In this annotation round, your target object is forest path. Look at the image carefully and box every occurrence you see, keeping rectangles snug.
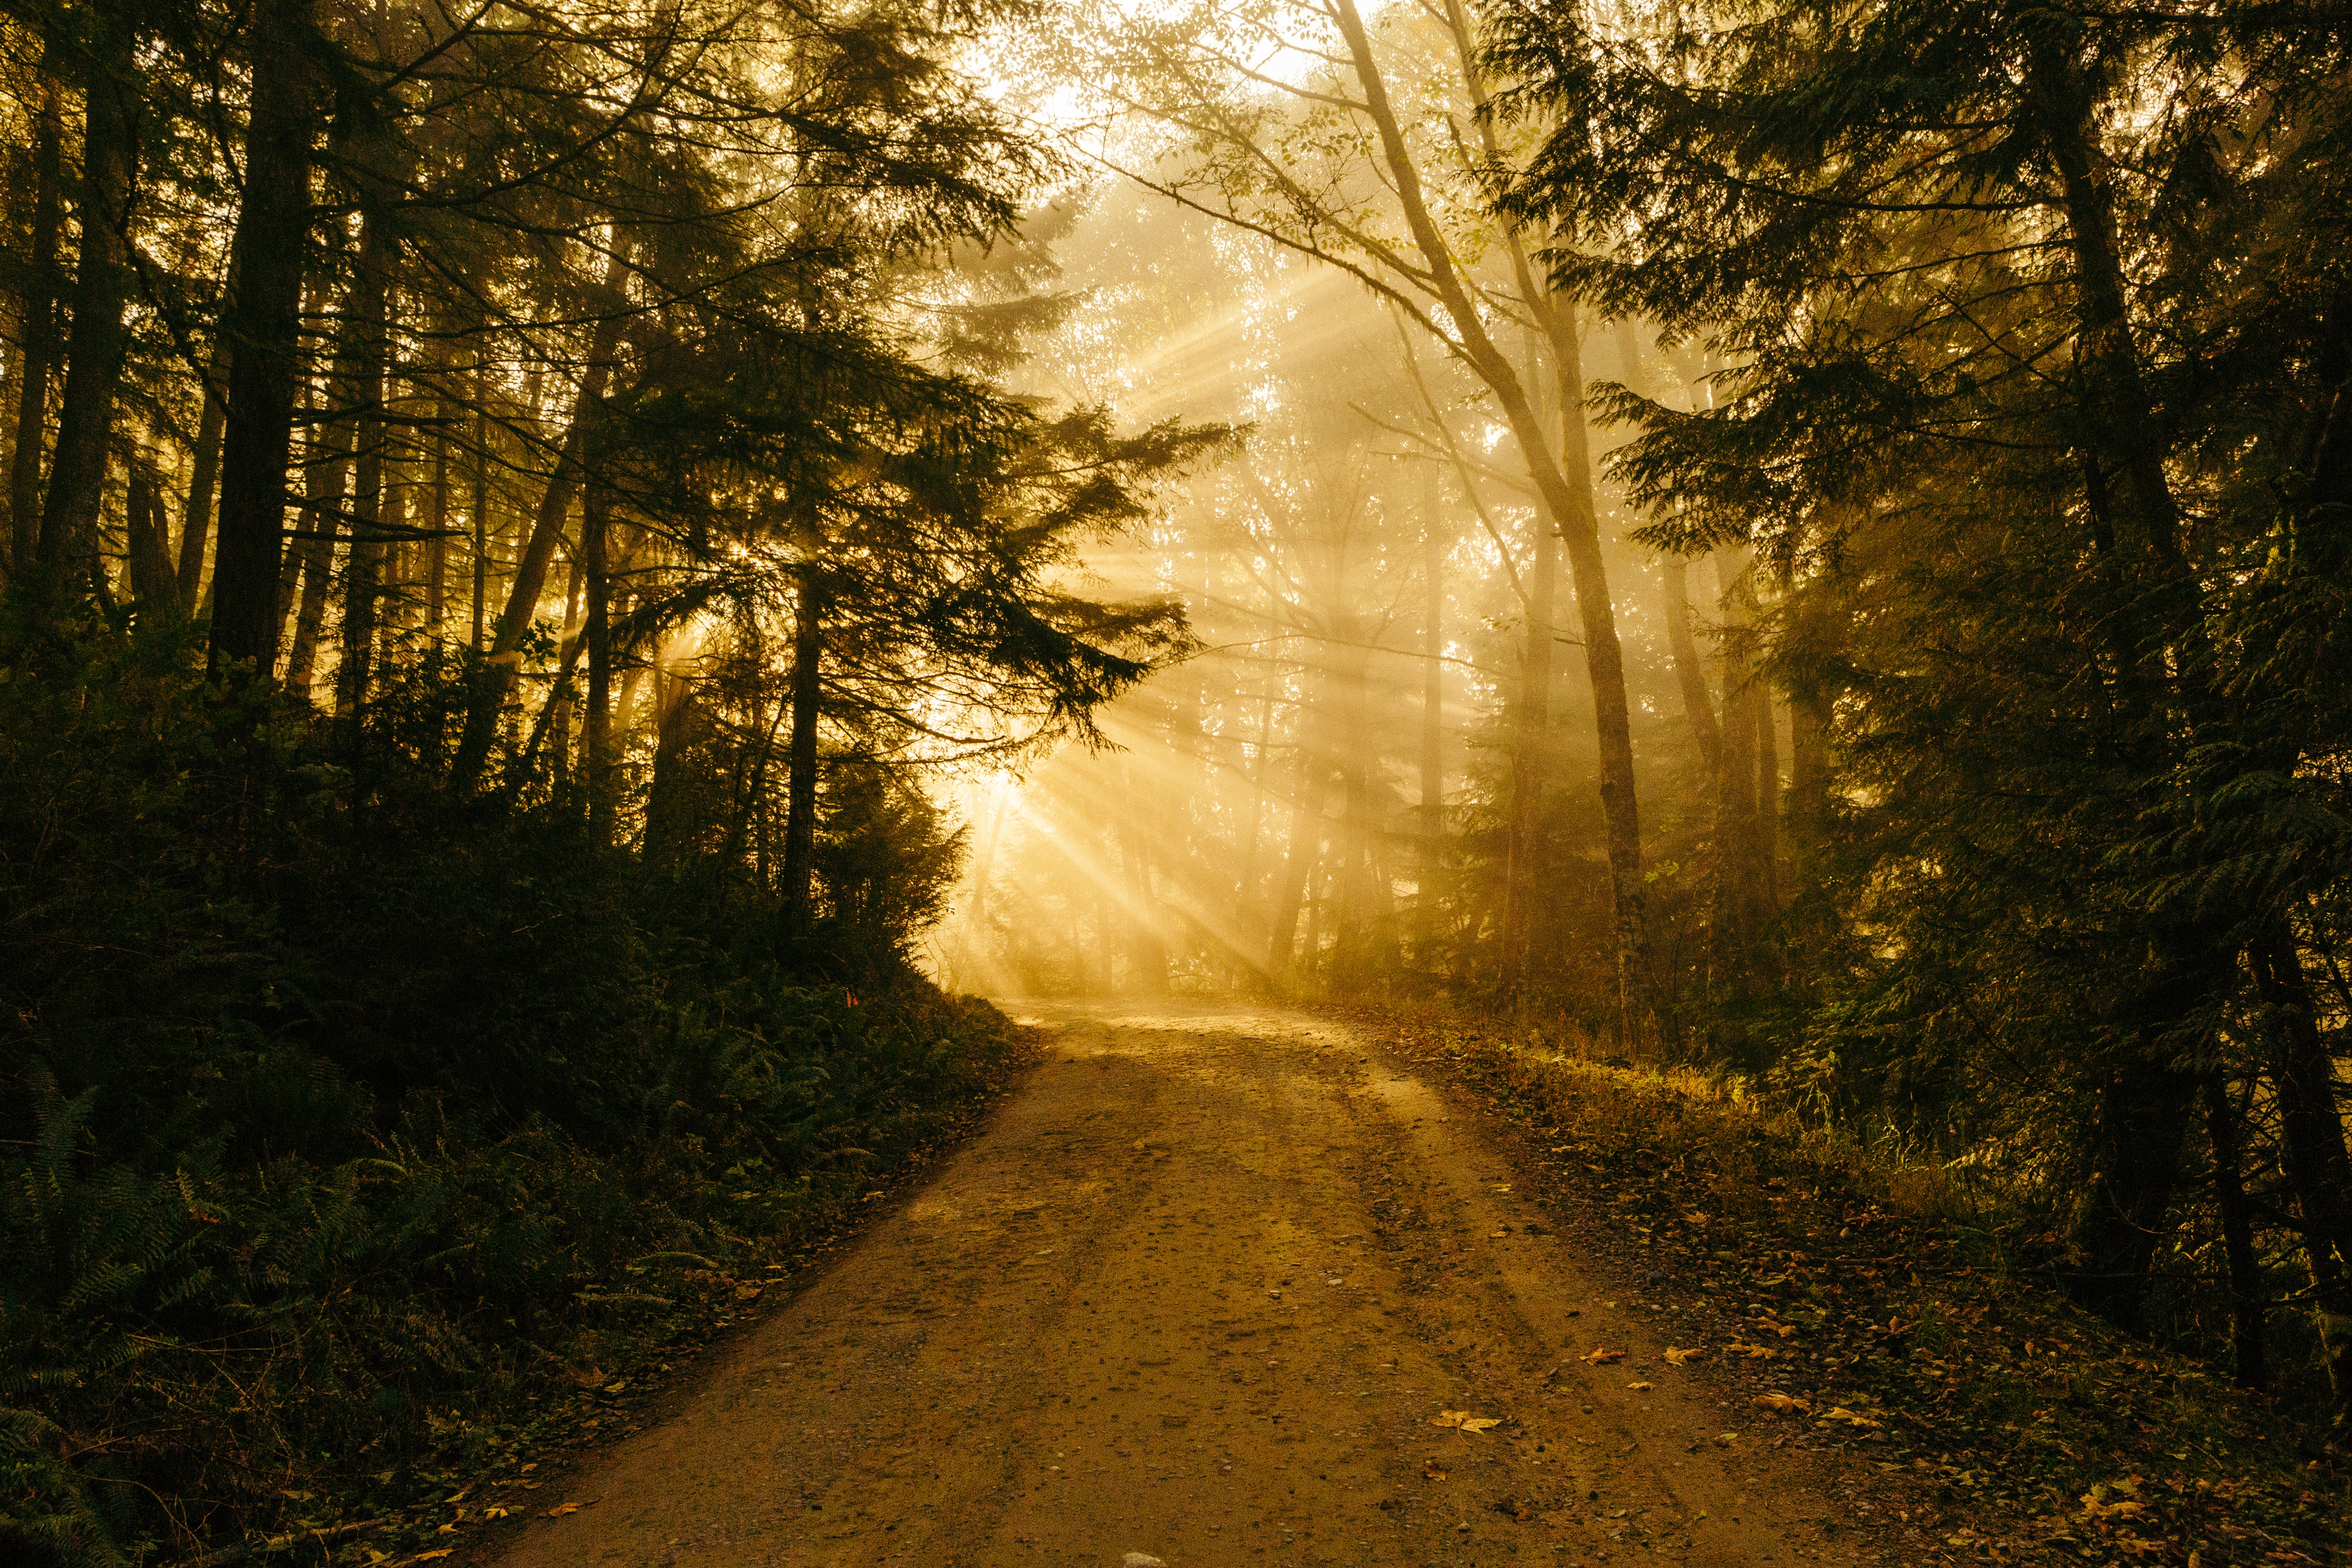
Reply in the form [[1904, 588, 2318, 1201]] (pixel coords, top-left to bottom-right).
[[489, 1001, 1871, 1568]]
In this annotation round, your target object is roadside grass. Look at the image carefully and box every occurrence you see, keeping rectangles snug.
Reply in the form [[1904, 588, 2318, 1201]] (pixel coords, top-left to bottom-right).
[[1350, 1004, 2351, 1568]]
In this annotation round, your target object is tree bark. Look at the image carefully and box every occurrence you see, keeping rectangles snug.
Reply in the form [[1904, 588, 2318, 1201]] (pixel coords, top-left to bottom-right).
[[2202, 1072, 2268, 1390], [8, 80, 62, 576], [124, 453, 178, 613], [1662, 556, 1723, 777], [470, 383, 489, 652], [1420, 459, 1446, 964], [426, 418, 449, 633], [1500, 487, 1558, 998], [583, 472, 614, 846], [209, 0, 317, 675], [781, 563, 825, 926], [179, 331, 230, 609], [2068, 1039, 2196, 1331], [2251, 918, 2352, 1412], [37, 4, 140, 581], [335, 206, 393, 719]]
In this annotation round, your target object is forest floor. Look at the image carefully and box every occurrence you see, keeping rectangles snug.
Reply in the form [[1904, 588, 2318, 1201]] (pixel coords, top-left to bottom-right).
[[451, 1000, 1942, 1568]]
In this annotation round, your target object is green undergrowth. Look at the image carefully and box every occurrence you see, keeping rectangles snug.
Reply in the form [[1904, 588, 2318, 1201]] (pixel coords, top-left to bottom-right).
[[1349, 1005, 2350, 1568], [0, 611, 1032, 1566]]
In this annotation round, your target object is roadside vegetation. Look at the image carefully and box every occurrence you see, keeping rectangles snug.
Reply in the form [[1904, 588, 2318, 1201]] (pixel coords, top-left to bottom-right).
[[1375, 1005, 2350, 1566]]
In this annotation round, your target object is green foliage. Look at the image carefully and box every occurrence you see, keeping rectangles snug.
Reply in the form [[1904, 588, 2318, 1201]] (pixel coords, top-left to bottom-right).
[[0, 607, 1025, 1565]]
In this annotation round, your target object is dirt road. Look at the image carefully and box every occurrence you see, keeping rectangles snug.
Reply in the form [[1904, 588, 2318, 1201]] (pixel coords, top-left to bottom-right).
[[489, 1003, 1880, 1567]]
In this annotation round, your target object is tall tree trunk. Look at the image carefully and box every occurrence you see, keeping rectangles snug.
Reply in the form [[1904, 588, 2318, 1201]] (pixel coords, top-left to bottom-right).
[[781, 563, 825, 926], [2068, 1032, 2196, 1332], [1339, 0, 1645, 1025], [178, 340, 228, 608], [2251, 919, 2352, 1412], [450, 251, 628, 788], [2202, 1072, 2268, 1391], [209, 0, 317, 675], [1500, 496, 1558, 997], [583, 473, 613, 846], [37, 5, 139, 581], [1420, 462, 1446, 963], [469, 369, 489, 652], [1709, 554, 1762, 978], [1267, 754, 1336, 985], [426, 421, 449, 633], [8, 80, 62, 576], [1421, 461, 1445, 839], [1662, 556, 1723, 777], [336, 207, 392, 719], [1755, 685, 1780, 907], [124, 453, 178, 613]]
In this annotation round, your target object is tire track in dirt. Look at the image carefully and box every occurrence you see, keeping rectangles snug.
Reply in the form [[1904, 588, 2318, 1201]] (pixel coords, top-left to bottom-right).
[[483, 1001, 1881, 1567]]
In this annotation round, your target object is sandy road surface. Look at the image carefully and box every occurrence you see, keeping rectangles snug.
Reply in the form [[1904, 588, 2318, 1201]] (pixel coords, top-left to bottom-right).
[[490, 1003, 1877, 1568]]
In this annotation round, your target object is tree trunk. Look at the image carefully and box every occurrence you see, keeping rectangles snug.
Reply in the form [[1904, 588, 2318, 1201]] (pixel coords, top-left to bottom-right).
[[1267, 750, 1336, 985], [2251, 919, 2352, 1412], [124, 455, 178, 613], [2202, 1072, 2268, 1390], [1662, 555, 1723, 777], [1421, 461, 1445, 839], [209, 0, 317, 675], [426, 420, 449, 633], [450, 251, 628, 788], [37, 5, 139, 582], [1500, 489, 1558, 998], [1755, 685, 1780, 906], [781, 563, 825, 926], [8, 80, 62, 576], [583, 474, 614, 846], [1337, 0, 1645, 1024], [2068, 1039, 2196, 1331], [178, 340, 228, 608], [336, 206, 393, 720], [469, 373, 490, 652], [1710, 552, 1770, 979]]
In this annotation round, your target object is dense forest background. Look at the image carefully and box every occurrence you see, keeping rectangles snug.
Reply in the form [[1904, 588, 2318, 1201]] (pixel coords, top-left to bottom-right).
[[0, 0, 2348, 1560]]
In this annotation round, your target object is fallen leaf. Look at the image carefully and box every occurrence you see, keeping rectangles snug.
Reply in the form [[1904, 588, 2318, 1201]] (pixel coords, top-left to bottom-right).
[[1821, 1407, 1885, 1430], [1459, 1416, 1501, 1434], [1424, 1459, 1449, 1480], [1663, 1346, 1701, 1365], [545, 1501, 594, 1518], [1431, 1409, 1470, 1428], [482, 1507, 511, 1520], [1727, 1340, 1779, 1359], [1753, 1393, 1812, 1415], [1713, 1432, 1739, 1447], [1768, 1322, 1796, 1338], [1581, 1347, 1625, 1364], [1626, 1380, 1653, 1391]]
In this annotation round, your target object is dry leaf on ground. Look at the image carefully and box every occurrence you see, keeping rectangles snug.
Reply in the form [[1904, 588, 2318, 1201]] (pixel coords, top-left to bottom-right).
[[1626, 1380, 1653, 1391], [1663, 1346, 1700, 1365], [1459, 1416, 1501, 1433], [1581, 1347, 1625, 1364], [1753, 1392, 1812, 1414], [1821, 1407, 1885, 1430]]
